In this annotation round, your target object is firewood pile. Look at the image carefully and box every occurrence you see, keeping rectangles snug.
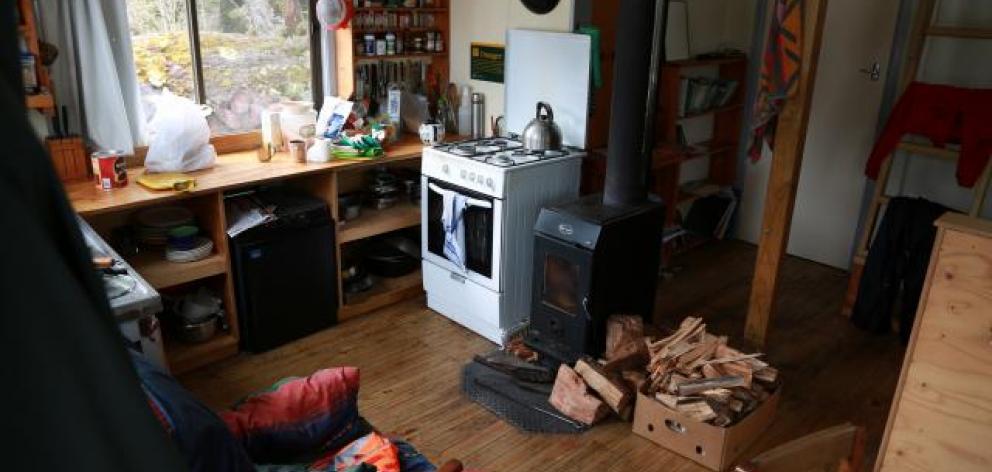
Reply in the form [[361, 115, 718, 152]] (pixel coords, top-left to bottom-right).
[[544, 315, 779, 428], [644, 316, 779, 427]]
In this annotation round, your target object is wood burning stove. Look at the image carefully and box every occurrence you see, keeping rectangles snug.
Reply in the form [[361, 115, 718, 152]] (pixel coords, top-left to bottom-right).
[[526, 195, 665, 362]]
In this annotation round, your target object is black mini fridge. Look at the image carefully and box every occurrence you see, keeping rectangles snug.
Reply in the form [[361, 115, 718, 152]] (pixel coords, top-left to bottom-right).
[[229, 191, 338, 352]]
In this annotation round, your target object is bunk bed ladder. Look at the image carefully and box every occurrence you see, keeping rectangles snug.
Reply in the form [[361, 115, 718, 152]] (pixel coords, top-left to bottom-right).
[[842, 0, 992, 316]]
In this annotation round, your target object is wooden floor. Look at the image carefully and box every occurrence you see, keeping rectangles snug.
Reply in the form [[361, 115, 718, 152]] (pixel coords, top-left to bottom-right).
[[181, 240, 905, 471]]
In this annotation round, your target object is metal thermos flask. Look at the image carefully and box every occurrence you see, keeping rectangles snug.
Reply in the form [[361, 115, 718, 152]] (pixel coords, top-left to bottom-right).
[[471, 93, 485, 139]]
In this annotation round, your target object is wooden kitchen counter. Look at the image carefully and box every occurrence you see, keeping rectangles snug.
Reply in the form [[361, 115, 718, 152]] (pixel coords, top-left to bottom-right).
[[69, 135, 428, 374], [67, 136, 427, 216]]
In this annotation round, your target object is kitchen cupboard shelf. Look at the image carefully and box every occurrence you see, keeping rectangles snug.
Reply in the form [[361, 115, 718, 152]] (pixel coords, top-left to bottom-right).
[[165, 332, 239, 375], [354, 7, 447, 13], [666, 56, 748, 68], [339, 202, 421, 243], [127, 251, 228, 290], [353, 27, 433, 34], [354, 52, 446, 62], [652, 141, 736, 169], [340, 269, 423, 321], [679, 103, 743, 120]]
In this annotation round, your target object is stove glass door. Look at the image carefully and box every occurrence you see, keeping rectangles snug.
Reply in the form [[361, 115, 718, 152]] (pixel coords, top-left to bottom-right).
[[542, 254, 581, 316], [425, 178, 496, 279]]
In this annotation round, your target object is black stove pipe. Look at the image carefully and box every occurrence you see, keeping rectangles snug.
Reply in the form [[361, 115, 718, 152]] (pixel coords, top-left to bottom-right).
[[603, 0, 667, 207]]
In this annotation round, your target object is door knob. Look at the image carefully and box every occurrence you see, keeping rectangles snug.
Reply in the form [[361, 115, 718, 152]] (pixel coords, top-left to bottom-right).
[[859, 62, 881, 81]]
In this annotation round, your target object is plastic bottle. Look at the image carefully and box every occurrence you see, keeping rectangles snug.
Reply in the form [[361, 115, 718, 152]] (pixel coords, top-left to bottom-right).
[[457, 85, 472, 136]]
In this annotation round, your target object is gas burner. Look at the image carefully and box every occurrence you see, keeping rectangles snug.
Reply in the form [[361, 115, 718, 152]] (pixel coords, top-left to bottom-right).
[[488, 155, 515, 167], [451, 145, 478, 157], [512, 149, 541, 157], [512, 154, 541, 165]]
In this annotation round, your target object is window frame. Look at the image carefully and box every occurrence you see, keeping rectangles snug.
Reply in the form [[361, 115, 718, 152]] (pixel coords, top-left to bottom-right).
[[145, 0, 324, 140]]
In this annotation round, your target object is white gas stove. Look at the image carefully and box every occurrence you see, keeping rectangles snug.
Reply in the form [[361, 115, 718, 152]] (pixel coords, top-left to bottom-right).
[[420, 137, 584, 344], [421, 29, 591, 345]]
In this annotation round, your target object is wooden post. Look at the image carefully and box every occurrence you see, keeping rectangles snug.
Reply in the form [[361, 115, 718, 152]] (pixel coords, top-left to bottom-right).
[[745, 0, 830, 347]]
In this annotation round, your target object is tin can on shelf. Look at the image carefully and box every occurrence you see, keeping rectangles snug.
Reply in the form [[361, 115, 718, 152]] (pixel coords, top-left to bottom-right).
[[91, 150, 128, 190]]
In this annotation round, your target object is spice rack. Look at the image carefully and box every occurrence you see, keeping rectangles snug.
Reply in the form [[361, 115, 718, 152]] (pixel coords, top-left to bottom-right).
[[16, 0, 54, 113], [335, 1, 450, 101]]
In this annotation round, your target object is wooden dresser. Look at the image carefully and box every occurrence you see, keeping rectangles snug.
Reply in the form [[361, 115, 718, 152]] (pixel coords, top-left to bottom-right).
[[876, 213, 992, 471]]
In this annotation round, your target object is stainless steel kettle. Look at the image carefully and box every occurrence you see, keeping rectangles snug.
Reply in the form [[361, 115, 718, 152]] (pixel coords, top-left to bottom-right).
[[521, 102, 562, 151]]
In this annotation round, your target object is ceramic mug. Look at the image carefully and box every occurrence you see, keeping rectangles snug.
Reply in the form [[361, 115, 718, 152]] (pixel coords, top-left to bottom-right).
[[419, 122, 445, 146]]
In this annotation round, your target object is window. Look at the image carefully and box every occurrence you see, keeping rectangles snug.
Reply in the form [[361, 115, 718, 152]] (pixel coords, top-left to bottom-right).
[[126, 0, 321, 135]]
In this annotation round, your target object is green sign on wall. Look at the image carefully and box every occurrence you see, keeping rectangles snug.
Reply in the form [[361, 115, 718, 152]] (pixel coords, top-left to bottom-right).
[[470, 43, 505, 83]]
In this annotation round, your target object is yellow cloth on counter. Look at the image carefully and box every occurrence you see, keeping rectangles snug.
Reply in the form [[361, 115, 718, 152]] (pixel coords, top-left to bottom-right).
[[137, 173, 196, 191]]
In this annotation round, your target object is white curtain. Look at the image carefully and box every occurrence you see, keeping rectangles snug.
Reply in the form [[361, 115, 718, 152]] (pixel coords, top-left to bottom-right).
[[39, 0, 146, 153]]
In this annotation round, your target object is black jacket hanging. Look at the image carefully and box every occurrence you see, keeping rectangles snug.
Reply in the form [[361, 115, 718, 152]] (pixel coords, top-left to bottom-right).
[[851, 197, 949, 343]]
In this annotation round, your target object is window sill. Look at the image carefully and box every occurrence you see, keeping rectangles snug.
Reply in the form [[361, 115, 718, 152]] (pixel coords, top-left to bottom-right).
[[129, 131, 261, 167]]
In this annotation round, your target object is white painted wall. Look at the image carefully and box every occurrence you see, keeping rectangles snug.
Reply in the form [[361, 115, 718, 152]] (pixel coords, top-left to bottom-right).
[[735, 0, 992, 267], [449, 0, 575, 131]]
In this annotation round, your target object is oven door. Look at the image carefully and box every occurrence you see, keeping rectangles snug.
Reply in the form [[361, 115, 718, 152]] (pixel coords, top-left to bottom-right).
[[421, 176, 503, 291]]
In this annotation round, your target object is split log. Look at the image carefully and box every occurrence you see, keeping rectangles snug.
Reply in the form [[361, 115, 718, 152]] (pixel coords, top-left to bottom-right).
[[679, 339, 721, 371], [676, 400, 717, 422], [602, 348, 648, 373], [549, 365, 610, 426], [676, 376, 748, 396], [605, 314, 646, 361], [754, 366, 779, 384], [702, 363, 724, 379], [574, 358, 632, 416], [720, 361, 754, 389], [655, 392, 705, 409], [700, 388, 733, 404]]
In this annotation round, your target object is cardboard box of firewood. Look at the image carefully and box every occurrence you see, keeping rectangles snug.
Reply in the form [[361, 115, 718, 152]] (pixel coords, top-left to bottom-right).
[[630, 317, 781, 471]]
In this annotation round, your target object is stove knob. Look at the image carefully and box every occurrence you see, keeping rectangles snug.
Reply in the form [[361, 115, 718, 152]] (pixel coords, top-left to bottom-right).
[[476, 174, 484, 184], [460, 169, 467, 179], [486, 177, 493, 188], [442, 164, 450, 174], [469, 172, 476, 181]]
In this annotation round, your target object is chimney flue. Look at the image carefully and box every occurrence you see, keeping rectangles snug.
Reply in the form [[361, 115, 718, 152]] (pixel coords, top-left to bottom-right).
[[603, 0, 666, 207]]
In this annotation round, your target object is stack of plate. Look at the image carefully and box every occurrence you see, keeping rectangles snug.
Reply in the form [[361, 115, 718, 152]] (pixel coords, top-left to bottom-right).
[[135, 206, 194, 246], [134, 206, 214, 264], [166, 237, 214, 263]]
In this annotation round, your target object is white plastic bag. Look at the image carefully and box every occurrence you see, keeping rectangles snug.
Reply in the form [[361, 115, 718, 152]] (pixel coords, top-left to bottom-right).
[[145, 91, 216, 173]]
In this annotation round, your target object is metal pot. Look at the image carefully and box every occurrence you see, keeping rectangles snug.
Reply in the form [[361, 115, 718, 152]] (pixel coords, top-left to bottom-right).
[[521, 102, 562, 151]]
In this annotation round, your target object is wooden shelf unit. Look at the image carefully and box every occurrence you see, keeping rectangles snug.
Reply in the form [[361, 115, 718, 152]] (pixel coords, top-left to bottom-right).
[[333, 150, 423, 319], [354, 6, 448, 13], [71, 137, 430, 373], [339, 202, 421, 243], [655, 56, 747, 229], [335, 1, 450, 99], [17, 0, 53, 113], [340, 269, 423, 321], [127, 251, 228, 290]]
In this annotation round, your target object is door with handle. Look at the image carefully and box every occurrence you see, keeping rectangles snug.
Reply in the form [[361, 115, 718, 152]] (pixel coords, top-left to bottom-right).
[[782, 0, 901, 269], [860, 61, 882, 81]]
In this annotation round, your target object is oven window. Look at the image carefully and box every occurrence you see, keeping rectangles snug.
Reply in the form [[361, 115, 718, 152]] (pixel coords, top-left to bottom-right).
[[426, 180, 494, 277], [542, 254, 581, 316]]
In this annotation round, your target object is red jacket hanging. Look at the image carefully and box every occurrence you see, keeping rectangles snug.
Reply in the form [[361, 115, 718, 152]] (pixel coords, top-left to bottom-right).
[[866, 82, 992, 187]]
